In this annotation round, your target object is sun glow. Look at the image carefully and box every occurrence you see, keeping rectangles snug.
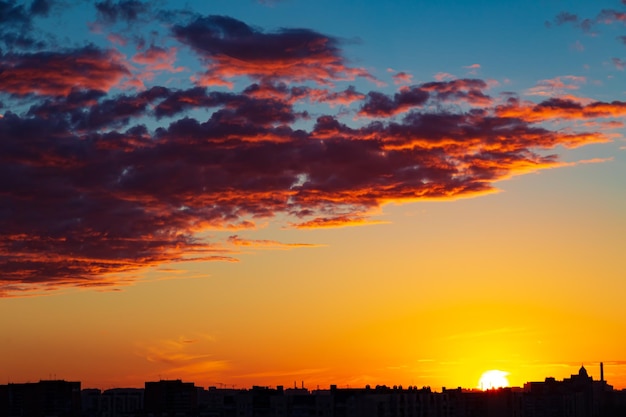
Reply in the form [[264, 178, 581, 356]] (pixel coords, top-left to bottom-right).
[[478, 370, 509, 390]]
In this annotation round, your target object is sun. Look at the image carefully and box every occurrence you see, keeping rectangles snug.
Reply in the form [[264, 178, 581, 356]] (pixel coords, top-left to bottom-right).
[[478, 370, 509, 390]]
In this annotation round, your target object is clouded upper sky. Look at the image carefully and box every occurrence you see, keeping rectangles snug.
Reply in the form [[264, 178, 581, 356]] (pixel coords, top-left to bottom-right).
[[1, 0, 625, 390]]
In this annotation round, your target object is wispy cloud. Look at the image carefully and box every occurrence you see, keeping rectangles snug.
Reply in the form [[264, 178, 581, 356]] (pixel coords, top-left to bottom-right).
[[138, 334, 228, 379], [227, 235, 324, 249], [525, 75, 586, 97]]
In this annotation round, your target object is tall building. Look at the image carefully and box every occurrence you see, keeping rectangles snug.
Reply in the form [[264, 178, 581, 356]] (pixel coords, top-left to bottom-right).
[[144, 380, 197, 417], [0, 380, 81, 417]]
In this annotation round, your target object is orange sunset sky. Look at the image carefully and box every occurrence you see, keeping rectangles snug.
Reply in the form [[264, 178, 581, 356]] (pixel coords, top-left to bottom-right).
[[0, 0, 625, 391]]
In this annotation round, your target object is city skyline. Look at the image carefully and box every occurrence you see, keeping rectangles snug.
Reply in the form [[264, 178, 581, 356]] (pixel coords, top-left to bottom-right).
[[1, 0, 625, 391], [0, 362, 617, 391], [4, 365, 625, 417]]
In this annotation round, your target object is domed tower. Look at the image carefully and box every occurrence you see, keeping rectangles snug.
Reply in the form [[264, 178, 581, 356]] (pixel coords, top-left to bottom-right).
[[578, 364, 589, 378]]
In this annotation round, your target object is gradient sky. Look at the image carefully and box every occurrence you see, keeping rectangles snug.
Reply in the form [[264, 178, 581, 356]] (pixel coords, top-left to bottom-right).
[[1, 0, 625, 391]]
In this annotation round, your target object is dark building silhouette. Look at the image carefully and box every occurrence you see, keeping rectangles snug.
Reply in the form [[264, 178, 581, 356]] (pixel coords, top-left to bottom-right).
[[522, 364, 617, 417], [81, 389, 101, 417], [0, 380, 80, 417], [143, 380, 197, 417], [101, 388, 144, 417], [6, 365, 626, 417]]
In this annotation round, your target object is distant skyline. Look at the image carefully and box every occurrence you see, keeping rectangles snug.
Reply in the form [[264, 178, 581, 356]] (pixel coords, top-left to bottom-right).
[[0, 0, 625, 391], [1, 363, 615, 392]]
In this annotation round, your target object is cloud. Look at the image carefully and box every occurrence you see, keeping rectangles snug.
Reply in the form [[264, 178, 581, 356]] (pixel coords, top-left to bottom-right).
[[0, 5, 616, 297], [308, 86, 367, 106], [549, 11, 594, 33], [27, 89, 164, 130], [95, 0, 150, 24], [227, 235, 322, 249], [359, 88, 429, 117], [496, 96, 626, 122], [0, 0, 54, 48], [292, 215, 389, 229], [358, 79, 491, 117], [553, 11, 579, 26], [172, 15, 376, 86], [597, 9, 626, 25], [392, 71, 413, 85], [612, 57, 626, 70], [132, 45, 184, 75], [0, 46, 131, 96], [434, 72, 455, 81], [140, 334, 228, 379], [551, 5, 626, 35], [463, 63, 481, 76], [241, 83, 366, 107], [526, 75, 586, 97], [420, 79, 492, 105], [29, 0, 53, 16]]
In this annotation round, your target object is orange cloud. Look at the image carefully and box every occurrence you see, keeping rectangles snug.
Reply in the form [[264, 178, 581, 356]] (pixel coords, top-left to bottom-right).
[[132, 46, 184, 74], [0, 10, 615, 297], [173, 15, 376, 86], [496, 96, 626, 122], [526, 76, 586, 97], [0, 46, 130, 96], [227, 235, 322, 249], [392, 71, 413, 85]]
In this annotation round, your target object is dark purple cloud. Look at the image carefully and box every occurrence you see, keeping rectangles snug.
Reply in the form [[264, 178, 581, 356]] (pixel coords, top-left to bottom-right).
[[496, 96, 626, 121], [551, 4, 626, 35], [359, 89, 429, 117], [172, 15, 375, 86], [554, 11, 579, 25], [95, 0, 149, 24], [0, 0, 53, 48], [0, 46, 130, 96], [358, 79, 491, 117], [29, 0, 53, 16], [0, 4, 616, 296], [3, 85, 610, 296]]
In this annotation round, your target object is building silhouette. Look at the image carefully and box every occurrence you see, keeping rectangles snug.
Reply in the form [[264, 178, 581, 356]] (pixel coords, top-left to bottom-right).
[[2, 365, 626, 417], [143, 380, 197, 417], [0, 380, 80, 417], [522, 364, 615, 417]]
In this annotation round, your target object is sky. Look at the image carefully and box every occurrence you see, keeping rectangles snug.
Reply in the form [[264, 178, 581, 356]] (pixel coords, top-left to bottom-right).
[[0, 0, 625, 391]]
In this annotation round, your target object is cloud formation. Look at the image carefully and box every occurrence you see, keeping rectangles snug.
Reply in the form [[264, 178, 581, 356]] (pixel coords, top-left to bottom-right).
[[0, 0, 53, 49], [172, 15, 375, 87], [0, 3, 618, 296], [550, 3, 626, 37], [0, 46, 130, 96]]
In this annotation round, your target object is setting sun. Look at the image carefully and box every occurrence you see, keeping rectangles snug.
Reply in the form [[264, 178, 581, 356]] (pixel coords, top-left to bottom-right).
[[478, 370, 510, 390]]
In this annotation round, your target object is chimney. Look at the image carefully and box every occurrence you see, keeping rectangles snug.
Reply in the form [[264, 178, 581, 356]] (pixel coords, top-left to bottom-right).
[[600, 362, 604, 382]]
